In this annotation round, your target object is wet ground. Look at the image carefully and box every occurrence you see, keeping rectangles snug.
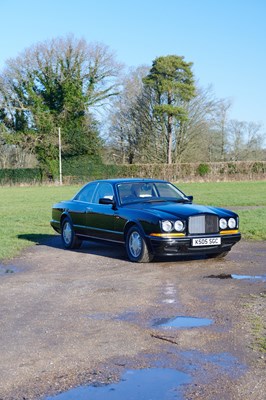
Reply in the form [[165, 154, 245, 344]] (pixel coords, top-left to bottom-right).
[[45, 368, 191, 400], [0, 238, 265, 400]]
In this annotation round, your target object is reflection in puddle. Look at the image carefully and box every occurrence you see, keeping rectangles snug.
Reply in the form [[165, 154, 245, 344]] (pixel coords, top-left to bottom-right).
[[206, 273, 266, 282], [231, 274, 266, 281], [162, 281, 177, 304], [153, 316, 213, 329], [45, 368, 191, 400]]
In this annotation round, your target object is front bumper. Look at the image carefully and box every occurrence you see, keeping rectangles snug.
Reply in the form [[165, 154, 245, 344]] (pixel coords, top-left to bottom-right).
[[50, 219, 61, 233], [148, 232, 241, 256]]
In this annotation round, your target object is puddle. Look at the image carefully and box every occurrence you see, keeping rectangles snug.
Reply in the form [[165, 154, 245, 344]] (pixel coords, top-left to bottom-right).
[[0, 264, 19, 275], [181, 350, 246, 379], [162, 281, 177, 304], [115, 311, 139, 322], [85, 312, 113, 321], [231, 274, 266, 282], [206, 273, 266, 282], [152, 316, 213, 329], [44, 368, 191, 400]]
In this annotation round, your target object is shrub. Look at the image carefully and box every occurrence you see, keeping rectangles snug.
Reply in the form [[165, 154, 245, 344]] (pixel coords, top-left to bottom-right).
[[197, 163, 210, 176], [228, 163, 237, 175], [251, 162, 265, 174]]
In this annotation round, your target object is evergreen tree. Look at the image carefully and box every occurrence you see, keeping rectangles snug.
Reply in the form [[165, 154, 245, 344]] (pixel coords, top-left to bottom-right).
[[143, 55, 195, 164]]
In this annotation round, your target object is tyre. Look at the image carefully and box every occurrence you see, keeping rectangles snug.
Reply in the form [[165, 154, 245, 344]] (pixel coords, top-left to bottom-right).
[[61, 217, 82, 249], [126, 225, 154, 263]]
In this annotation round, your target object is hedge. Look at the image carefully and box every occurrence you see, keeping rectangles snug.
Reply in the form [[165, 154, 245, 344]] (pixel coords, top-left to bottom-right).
[[0, 168, 43, 185], [0, 161, 265, 185]]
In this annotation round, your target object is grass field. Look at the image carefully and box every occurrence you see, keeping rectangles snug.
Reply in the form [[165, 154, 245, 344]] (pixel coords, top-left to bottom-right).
[[0, 181, 265, 261]]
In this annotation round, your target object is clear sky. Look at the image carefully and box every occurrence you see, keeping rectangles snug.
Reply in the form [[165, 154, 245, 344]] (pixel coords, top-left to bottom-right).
[[1, 0, 265, 129]]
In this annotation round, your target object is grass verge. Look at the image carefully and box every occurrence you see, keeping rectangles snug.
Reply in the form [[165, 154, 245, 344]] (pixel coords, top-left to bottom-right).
[[244, 293, 266, 355]]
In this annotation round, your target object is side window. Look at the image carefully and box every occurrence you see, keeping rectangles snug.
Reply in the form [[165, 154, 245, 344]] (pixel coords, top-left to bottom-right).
[[74, 182, 98, 203], [156, 183, 183, 199], [93, 183, 114, 204]]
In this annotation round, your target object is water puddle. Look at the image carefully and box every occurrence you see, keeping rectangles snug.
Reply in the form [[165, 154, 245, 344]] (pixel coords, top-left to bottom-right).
[[152, 316, 213, 329], [44, 368, 191, 400], [115, 311, 139, 322], [0, 264, 19, 275], [181, 350, 246, 378], [206, 273, 266, 282], [231, 274, 266, 281], [162, 281, 177, 304]]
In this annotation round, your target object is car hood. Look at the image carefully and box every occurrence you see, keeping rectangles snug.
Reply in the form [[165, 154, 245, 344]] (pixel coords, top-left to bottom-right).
[[126, 201, 236, 219]]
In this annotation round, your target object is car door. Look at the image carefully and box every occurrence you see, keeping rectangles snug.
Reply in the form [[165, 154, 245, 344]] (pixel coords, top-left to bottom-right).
[[70, 181, 98, 236], [86, 182, 119, 241]]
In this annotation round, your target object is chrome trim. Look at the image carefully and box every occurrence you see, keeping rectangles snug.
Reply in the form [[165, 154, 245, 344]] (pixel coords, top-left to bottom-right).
[[77, 233, 125, 244], [73, 224, 123, 236]]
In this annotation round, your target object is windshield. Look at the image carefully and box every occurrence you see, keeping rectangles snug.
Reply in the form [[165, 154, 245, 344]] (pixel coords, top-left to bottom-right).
[[117, 182, 186, 205]]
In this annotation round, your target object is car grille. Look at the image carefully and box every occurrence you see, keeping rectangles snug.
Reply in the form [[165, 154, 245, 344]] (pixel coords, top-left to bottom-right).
[[188, 215, 219, 234]]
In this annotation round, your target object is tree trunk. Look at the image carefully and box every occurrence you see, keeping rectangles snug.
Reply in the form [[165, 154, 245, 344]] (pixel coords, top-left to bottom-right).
[[167, 114, 173, 164]]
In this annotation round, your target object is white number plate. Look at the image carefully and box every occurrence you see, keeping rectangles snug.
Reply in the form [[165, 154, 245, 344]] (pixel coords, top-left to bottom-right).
[[192, 237, 221, 247]]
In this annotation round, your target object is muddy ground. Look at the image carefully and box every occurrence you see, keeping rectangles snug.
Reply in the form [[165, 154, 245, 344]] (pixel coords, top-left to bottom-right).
[[0, 238, 265, 400]]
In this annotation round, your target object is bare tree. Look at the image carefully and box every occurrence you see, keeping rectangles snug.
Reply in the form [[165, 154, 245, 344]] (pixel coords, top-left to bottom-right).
[[228, 120, 265, 160], [172, 85, 221, 162], [108, 66, 156, 164]]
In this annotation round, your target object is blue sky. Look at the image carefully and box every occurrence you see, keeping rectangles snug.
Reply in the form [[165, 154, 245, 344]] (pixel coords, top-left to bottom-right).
[[1, 0, 265, 129]]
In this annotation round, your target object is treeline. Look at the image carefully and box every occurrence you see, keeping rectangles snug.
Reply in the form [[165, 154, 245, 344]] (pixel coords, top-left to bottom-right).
[[1, 161, 265, 185], [0, 35, 265, 178]]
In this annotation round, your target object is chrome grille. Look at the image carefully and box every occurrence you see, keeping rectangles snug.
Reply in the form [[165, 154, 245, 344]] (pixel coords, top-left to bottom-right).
[[189, 215, 218, 234]]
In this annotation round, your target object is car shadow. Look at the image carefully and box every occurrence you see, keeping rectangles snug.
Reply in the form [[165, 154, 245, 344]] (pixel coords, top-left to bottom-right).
[[17, 234, 128, 261], [18, 234, 64, 249], [17, 234, 206, 263]]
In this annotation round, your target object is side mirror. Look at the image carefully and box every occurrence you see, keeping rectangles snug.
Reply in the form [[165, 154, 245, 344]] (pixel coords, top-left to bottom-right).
[[99, 197, 116, 207], [186, 195, 193, 203]]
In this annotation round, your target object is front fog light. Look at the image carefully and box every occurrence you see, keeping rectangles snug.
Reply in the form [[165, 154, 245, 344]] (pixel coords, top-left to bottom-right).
[[228, 218, 236, 229], [219, 218, 227, 230], [174, 220, 184, 231], [162, 220, 173, 232]]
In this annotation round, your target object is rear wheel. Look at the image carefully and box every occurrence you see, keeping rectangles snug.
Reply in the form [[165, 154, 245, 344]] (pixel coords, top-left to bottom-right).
[[126, 226, 154, 263], [61, 218, 82, 249]]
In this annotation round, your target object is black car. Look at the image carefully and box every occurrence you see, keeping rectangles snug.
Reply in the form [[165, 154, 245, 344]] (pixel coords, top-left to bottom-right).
[[50, 178, 241, 262]]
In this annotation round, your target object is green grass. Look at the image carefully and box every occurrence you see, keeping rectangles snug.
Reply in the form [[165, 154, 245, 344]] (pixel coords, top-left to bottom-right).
[[177, 181, 266, 242], [0, 185, 78, 260], [177, 181, 266, 207], [0, 181, 265, 261], [244, 292, 266, 354]]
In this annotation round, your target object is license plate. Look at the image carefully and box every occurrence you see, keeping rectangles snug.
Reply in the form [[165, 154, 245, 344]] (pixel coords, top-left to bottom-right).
[[192, 237, 221, 247]]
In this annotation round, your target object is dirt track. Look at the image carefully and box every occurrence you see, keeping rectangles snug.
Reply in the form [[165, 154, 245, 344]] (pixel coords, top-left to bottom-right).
[[0, 238, 265, 400]]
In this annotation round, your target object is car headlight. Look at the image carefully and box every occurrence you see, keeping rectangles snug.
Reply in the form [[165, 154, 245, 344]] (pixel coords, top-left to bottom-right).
[[162, 220, 173, 232], [228, 218, 236, 229], [219, 218, 227, 230], [174, 220, 184, 232]]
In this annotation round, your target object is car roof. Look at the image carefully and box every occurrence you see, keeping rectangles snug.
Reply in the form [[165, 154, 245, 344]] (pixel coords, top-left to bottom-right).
[[92, 178, 168, 184]]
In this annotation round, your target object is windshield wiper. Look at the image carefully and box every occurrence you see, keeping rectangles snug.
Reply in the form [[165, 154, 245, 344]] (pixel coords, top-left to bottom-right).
[[145, 198, 188, 203], [172, 198, 191, 203], [144, 198, 168, 203]]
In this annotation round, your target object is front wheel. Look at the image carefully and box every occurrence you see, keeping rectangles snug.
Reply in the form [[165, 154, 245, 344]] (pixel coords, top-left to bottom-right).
[[61, 218, 82, 249], [126, 226, 154, 263]]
